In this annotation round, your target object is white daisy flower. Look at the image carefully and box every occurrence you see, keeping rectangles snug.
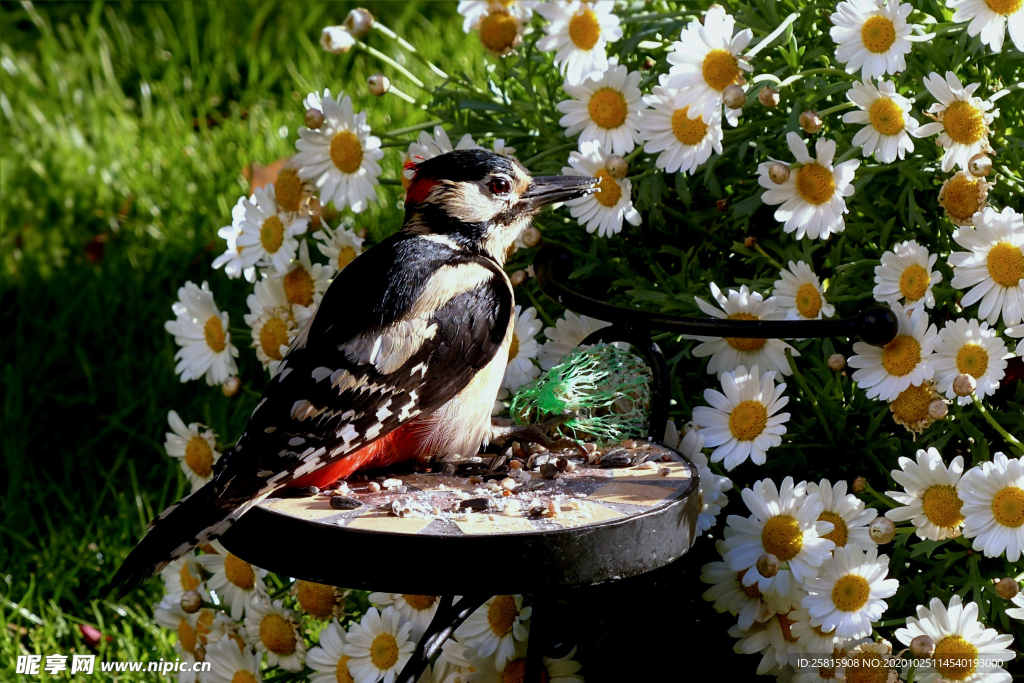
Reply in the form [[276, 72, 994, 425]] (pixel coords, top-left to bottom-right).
[[535, 1, 622, 86], [721, 477, 836, 600], [205, 636, 262, 683], [234, 186, 310, 273], [556, 62, 644, 156], [200, 610, 248, 652], [665, 6, 753, 124], [843, 79, 920, 163], [872, 239, 943, 311], [537, 310, 614, 370], [916, 72, 998, 173], [163, 411, 221, 493], [344, 606, 415, 683], [244, 596, 307, 671], [432, 638, 474, 683], [802, 546, 898, 640], [692, 365, 790, 470], [292, 580, 345, 621], [245, 275, 297, 377], [1008, 323, 1024, 356], [467, 639, 583, 683], [830, 0, 915, 81], [948, 0, 1024, 53], [895, 595, 1015, 683], [939, 170, 993, 227], [807, 479, 878, 551], [688, 283, 799, 377], [848, 302, 937, 401], [885, 447, 965, 541], [492, 138, 517, 158], [212, 196, 257, 283], [308, 619, 354, 683], [295, 90, 383, 213], [773, 261, 835, 321], [700, 557, 777, 631], [160, 554, 208, 600], [683, 429, 733, 534], [503, 305, 542, 393], [561, 140, 641, 238], [639, 74, 723, 175], [959, 452, 1024, 561], [932, 318, 1011, 405], [454, 595, 531, 669], [164, 281, 239, 386], [195, 540, 268, 620], [154, 596, 204, 677], [949, 206, 1024, 326], [1007, 591, 1024, 622], [272, 165, 312, 217], [789, 606, 845, 660], [727, 620, 788, 676], [471, 6, 527, 57], [277, 240, 334, 321], [757, 132, 860, 242], [458, 0, 535, 32], [313, 222, 365, 274], [367, 593, 440, 642], [403, 126, 481, 188]]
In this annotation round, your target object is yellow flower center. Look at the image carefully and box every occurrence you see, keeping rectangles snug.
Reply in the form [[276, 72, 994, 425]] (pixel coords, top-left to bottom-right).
[[259, 613, 296, 656], [231, 672, 259, 683], [180, 562, 202, 592], [593, 169, 622, 208], [479, 11, 518, 53], [940, 173, 982, 223], [185, 436, 214, 478], [728, 400, 768, 441], [844, 654, 891, 683], [701, 49, 740, 91], [259, 317, 291, 361], [869, 97, 905, 136], [860, 15, 896, 53], [933, 635, 979, 681], [761, 514, 803, 562], [899, 264, 930, 302], [831, 574, 870, 612], [568, 7, 600, 50], [725, 312, 767, 351], [260, 215, 285, 254], [204, 315, 227, 353], [330, 130, 364, 174], [284, 266, 316, 307], [985, 0, 1023, 13], [891, 383, 933, 424], [223, 553, 256, 590], [881, 335, 921, 377], [335, 655, 355, 683], [370, 632, 400, 670], [295, 580, 337, 619], [508, 333, 520, 361], [671, 106, 708, 145], [587, 87, 628, 130], [777, 611, 799, 642], [956, 343, 989, 378], [737, 569, 762, 598], [796, 283, 823, 318], [819, 511, 849, 547], [402, 595, 438, 611], [195, 609, 215, 645], [992, 486, 1024, 527], [943, 100, 985, 145], [987, 242, 1024, 287], [795, 163, 836, 205], [921, 484, 965, 529], [177, 618, 198, 655], [487, 595, 518, 637], [275, 168, 304, 213], [501, 658, 549, 683]]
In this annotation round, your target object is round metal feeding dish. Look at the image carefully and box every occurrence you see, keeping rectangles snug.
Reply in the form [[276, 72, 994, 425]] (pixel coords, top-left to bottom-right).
[[221, 243, 899, 683]]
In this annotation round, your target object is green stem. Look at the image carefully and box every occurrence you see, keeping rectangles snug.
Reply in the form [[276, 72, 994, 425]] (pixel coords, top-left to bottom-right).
[[625, 146, 645, 163], [379, 119, 443, 139], [620, 9, 695, 24], [874, 618, 907, 627], [378, 178, 403, 186], [786, 349, 836, 448], [972, 394, 1024, 455], [387, 84, 417, 104], [745, 13, 799, 58], [373, 22, 449, 80], [752, 244, 784, 270], [357, 41, 426, 90], [818, 101, 855, 117], [863, 482, 899, 509]]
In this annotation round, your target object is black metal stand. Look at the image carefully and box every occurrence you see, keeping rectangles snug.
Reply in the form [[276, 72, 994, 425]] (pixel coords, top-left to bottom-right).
[[396, 595, 489, 683]]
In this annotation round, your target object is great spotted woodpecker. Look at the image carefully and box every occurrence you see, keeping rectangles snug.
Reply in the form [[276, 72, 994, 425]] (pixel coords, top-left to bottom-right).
[[107, 149, 598, 594]]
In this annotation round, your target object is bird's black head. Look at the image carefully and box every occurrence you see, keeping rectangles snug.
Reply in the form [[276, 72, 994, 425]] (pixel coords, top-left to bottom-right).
[[403, 149, 597, 265]]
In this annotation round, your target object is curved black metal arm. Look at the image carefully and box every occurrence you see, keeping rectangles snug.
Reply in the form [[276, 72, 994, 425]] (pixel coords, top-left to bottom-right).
[[534, 245, 899, 346]]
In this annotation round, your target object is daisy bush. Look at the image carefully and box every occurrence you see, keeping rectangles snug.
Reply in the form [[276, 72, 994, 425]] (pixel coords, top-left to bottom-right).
[[132, 0, 1024, 680]]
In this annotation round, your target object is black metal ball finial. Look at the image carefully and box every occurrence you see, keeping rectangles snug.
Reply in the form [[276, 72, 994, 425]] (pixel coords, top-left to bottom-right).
[[856, 305, 899, 347]]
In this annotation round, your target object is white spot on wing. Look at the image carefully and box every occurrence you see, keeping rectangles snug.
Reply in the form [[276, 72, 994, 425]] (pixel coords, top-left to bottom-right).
[[288, 437, 306, 446], [265, 426, 277, 434], [277, 367, 293, 381], [311, 366, 332, 382], [252, 398, 267, 418], [376, 399, 393, 422], [337, 424, 359, 445], [364, 423, 383, 440]]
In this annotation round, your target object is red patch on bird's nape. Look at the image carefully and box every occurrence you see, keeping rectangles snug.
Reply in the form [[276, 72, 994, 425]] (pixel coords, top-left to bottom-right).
[[404, 157, 438, 204]]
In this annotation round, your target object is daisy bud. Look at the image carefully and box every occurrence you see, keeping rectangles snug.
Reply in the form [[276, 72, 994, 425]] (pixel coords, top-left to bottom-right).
[[367, 73, 390, 97], [221, 376, 242, 398], [641, 57, 656, 71], [852, 476, 867, 493], [510, 270, 527, 287], [723, 84, 746, 110], [605, 155, 628, 180], [320, 25, 356, 54], [910, 635, 935, 658], [179, 590, 203, 614], [928, 400, 948, 420], [716, 198, 728, 212], [304, 107, 325, 130], [827, 354, 846, 371], [744, 235, 757, 249], [952, 373, 976, 397], [768, 162, 790, 184], [758, 86, 780, 108], [967, 153, 992, 178], [799, 110, 823, 134], [343, 8, 374, 37], [996, 577, 1020, 600], [521, 226, 542, 247], [756, 553, 779, 578], [869, 517, 896, 544]]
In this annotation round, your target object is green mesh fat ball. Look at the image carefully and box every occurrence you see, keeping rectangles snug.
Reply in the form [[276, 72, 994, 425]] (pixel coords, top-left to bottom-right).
[[510, 343, 652, 445]]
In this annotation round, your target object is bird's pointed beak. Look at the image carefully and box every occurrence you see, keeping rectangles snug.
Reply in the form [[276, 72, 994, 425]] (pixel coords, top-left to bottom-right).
[[522, 175, 599, 209]]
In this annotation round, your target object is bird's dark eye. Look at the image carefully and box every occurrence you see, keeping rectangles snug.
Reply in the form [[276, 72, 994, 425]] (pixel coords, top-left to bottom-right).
[[489, 177, 511, 195]]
